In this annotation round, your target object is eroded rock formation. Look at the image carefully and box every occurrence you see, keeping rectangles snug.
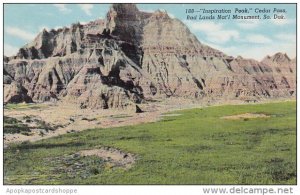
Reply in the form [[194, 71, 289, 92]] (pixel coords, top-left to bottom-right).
[[3, 4, 296, 107]]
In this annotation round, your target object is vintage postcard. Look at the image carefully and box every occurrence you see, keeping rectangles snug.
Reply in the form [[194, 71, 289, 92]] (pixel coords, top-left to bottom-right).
[[2, 2, 296, 187]]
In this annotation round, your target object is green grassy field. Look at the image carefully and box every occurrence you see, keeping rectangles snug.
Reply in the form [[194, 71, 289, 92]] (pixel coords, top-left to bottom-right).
[[4, 101, 296, 184]]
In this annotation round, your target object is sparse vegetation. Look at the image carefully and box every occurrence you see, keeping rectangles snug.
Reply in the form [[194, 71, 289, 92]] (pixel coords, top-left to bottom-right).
[[4, 101, 296, 184], [4, 115, 56, 135], [4, 116, 31, 134], [33, 119, 54, 132], [5, 103, 42, 110], [82, 117, 97, 122], [39, 130, 45, 137]]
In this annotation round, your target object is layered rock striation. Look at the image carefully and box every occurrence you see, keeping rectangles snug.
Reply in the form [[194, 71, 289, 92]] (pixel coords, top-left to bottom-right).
[[4, 4, 296, 108]]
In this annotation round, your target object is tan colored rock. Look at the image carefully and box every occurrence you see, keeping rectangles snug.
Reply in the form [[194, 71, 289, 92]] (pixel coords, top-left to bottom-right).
[[3, 4, 296, 108], [4, 82, 33, 103]]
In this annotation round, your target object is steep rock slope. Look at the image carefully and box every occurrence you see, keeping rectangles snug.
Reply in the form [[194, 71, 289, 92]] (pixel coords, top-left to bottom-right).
[[3, 4, 296, 107]]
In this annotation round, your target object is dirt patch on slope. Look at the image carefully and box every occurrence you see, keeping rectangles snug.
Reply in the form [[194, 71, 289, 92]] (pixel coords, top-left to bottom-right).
[[79, 147, 136, 169], [5, 98, 289, 146], [221, 113, 270, 120]]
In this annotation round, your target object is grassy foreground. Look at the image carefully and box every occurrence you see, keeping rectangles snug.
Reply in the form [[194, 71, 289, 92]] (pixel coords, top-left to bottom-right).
[[4, 101, 296, 184]]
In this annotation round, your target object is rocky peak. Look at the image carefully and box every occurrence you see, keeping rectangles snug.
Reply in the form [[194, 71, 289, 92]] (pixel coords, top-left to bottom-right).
[[106, 4, 145, 44], [151, 10, 170, 20], [273, 52, 291, 63], [4, 3, 296, 107], [262, 52, 291, 65], [110, 4, 139, 14], [25, 29, 48, 48]]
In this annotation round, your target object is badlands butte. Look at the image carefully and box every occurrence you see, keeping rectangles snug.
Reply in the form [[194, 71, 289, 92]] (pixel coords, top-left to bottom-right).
[[4, 4, 296, 115]]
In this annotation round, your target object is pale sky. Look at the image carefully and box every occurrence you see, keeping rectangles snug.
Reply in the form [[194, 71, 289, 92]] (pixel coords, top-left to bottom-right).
[[4, 4, 296, 60]]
